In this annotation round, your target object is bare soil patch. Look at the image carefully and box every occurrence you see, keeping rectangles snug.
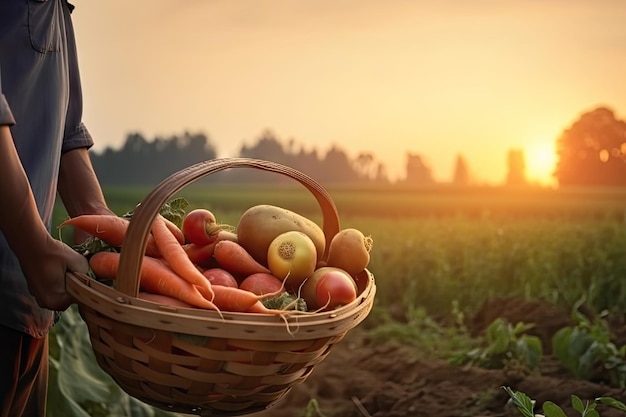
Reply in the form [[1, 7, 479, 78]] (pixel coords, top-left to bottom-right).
[[250, 297, 626, 417]]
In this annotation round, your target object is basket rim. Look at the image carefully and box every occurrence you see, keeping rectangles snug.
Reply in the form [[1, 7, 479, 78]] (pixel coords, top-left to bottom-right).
[[66, 269, 376, 341]]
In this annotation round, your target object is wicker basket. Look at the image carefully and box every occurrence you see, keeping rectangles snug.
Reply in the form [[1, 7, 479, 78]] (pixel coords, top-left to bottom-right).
[[66, 158, 376, 416]]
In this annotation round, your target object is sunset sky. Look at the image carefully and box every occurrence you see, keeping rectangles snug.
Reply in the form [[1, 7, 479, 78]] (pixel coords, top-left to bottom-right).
[[71, 0, 626, 185]]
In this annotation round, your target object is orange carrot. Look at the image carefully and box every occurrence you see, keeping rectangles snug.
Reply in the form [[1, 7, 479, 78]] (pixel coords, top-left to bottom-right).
[[213, 240, 271, 276], [197, 283, 284, 313], [160, 215, 185, 245], [151, 215, 215, 299], [60, 215, 129, 248], [183, 230, 241, 268], [60, 215, 160, 257], [182, 242, 217, 268], [138, 291, 195, 308], [89, 251, 217, 310]]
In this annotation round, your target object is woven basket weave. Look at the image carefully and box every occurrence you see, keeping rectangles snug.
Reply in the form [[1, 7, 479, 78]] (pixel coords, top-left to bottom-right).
[[66, 158, 376, 416]]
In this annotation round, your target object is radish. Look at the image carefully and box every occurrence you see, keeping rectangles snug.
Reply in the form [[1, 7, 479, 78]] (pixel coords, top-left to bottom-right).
[[202, 268, 238, 288], [301, 267, 357, 311], [240, 273, 284, 296], [182, 209, 221, 246]]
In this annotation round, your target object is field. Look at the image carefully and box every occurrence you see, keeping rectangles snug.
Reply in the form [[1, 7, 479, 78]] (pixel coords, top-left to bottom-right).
[[49, 184, 626, 417]]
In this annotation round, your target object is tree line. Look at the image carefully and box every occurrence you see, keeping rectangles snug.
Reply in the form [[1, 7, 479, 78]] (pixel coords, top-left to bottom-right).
[[89, 106, 626, 187], [89, 130, 388, 186]]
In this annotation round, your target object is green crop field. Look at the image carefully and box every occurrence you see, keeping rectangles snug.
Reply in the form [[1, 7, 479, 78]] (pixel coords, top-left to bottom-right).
[[48, 184, 626, 416], [53, 183, 626, 317]]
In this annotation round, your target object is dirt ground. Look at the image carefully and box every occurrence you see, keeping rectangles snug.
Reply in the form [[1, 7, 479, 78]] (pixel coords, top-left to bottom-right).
[[249, 297, 626, 417]]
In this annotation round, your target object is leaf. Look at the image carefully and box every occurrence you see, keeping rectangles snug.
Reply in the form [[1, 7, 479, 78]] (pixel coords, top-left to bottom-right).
[[552, 327, 576, 370], [159, 197, 189, 227], [595, 396, 626, 411], [568, 328, 594, 357], [571, 394, 584, 412], [501, 386, 535, 417], [517, 335, 543, 369], [300, 398, 329, 417], [124, 197, 189, 228], [56, 311, 120, 405], [542, 401, 568, 417], [46, 357, 93, 417], [262, 292, 308, 311], [513, 321, 535, 335], [486, 319, 510, 354], [71, 235, 117, 257]]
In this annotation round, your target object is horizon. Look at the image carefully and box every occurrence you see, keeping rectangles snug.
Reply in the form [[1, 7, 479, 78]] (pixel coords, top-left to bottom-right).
[[88, 127, 561, 186]]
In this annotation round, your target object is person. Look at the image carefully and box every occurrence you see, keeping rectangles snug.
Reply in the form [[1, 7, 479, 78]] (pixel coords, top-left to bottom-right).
[[0, 1, 114, 416]]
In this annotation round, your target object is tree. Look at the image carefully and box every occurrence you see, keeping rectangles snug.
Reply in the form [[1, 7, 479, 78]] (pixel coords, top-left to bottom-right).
[[236, 131, 387, 184], [239, 130, 285, 162], [320, 145, 361, 183], [404, 153, 435, 185], [90, 131, 217, 185], [554, 106, 626, 186], [452, 153, 470, 186], [505, 148, 527, 186]]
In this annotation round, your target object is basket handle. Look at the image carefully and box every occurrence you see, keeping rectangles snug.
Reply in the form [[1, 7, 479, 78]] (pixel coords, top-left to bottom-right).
[[114, 158, 341, 297]]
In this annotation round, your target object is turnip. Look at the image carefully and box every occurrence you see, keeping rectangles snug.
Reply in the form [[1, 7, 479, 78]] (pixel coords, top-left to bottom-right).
[[326, 228, 373, 276], [267, 231, 317, 289]]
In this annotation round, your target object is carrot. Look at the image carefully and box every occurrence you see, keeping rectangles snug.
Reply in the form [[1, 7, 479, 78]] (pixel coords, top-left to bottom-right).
[[87, 250, 122, 279], [197, 283, 285, 314], [182, 242, 217, 268], [151, 215, 215, 299], [213, 240, 271, 276], [60, 214, 160, 257], [138, 291, 195, 308], [160, 215, 185, 245], [182, 230, 241, 268], [60, 215, 129, 248], [89, 251, 217, 310]]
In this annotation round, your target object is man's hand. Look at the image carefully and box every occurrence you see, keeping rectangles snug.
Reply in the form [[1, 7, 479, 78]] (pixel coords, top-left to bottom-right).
[[20, 233, 88, 311]]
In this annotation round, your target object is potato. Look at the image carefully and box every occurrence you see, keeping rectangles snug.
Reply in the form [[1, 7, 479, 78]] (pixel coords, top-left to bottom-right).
[[236, 204, 326, 266]]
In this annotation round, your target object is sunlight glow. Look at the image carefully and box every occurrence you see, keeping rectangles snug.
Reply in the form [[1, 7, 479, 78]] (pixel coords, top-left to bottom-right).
[[525, 141, 557, 185]]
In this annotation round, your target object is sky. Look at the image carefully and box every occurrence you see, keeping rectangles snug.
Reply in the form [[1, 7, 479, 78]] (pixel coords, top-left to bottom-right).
[[71, 0, 626, 185]]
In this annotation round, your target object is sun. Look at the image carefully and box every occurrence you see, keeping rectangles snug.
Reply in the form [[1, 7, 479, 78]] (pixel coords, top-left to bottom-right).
[[525, 141, 557, 186]]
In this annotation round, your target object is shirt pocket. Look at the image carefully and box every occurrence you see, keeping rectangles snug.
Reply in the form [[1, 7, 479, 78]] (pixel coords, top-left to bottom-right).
[[28, 0, 62, 53]]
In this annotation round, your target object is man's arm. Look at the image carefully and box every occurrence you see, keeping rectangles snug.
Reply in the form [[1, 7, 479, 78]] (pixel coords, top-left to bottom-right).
[[58, 148, 108, 216], [58, 147, 115, 244], [0, 126, 50, 256], [0, 125, 88, 311]]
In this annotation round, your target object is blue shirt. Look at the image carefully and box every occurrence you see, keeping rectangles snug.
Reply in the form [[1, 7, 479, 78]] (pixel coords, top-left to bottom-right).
[[0, 0, 94, 337]]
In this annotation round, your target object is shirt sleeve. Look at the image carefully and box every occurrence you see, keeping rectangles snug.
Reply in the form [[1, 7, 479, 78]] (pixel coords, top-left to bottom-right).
[[61, 4, 93, 153], [0, 68, 16, 126]]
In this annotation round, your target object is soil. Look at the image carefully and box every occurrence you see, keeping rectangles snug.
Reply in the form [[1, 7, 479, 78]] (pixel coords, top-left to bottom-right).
[[249, 297, 626, 417]]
